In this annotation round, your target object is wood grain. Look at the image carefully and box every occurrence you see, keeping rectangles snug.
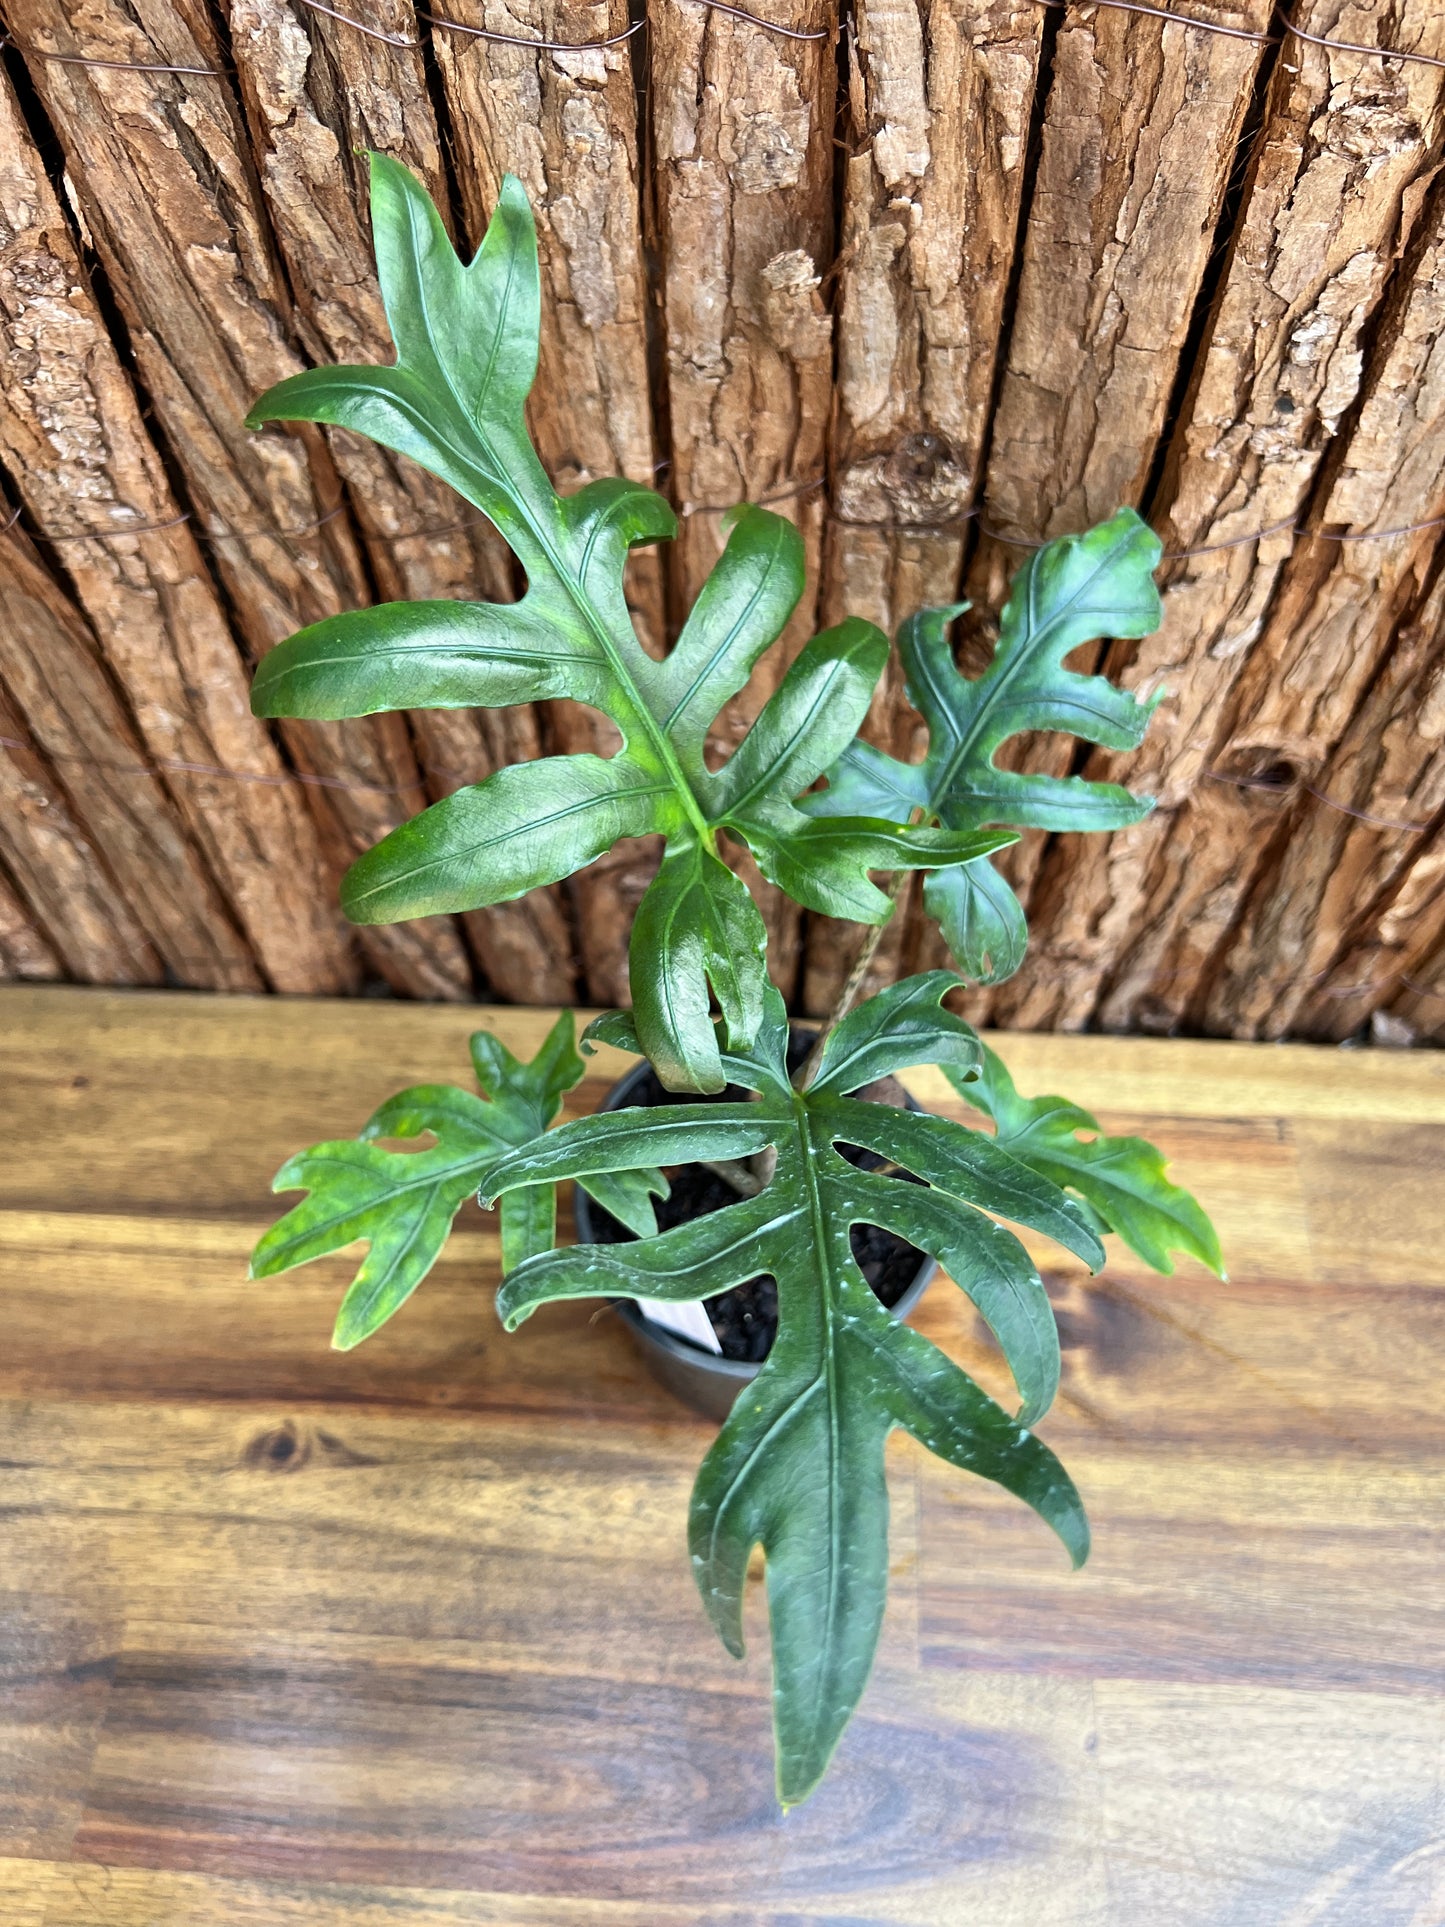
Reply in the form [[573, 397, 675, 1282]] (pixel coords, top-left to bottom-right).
[[1, 988, 1441, 1921]]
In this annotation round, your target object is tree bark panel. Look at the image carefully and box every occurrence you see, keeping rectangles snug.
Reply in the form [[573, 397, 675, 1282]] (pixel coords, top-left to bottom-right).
[[0, 71, 358, 994], [989, 0, 1445, 1034], [9, 0, 474, 1000]]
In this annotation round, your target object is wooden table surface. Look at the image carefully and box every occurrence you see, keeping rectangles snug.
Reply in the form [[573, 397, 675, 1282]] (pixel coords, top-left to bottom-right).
[[2, 987, 1443, 1927]]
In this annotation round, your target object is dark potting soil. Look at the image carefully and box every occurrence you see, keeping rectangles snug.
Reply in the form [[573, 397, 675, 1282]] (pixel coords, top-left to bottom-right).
[[582, 1043, 928, 1364]]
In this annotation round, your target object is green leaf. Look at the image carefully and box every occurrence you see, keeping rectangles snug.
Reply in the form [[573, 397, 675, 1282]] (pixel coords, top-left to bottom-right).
[[490, 978, 1088, 1805], [649, 505, 805, 785], [923, 857, 1028, 987], [249, 155, 936, 1089], [252, 1125, 498, 1351], [251, 1014, 664, 1343], [947, 1045, 1225, 1277], [702, 619, 888, 822], [578, 1166, 670, 1240], [808, 969, 982, 1094], [804, 511, 1164, 984], [741, 808, 1016, 924], [340, 755, 677, 924], [250, 599, 603, 719], [629, 835, 771, 1095]]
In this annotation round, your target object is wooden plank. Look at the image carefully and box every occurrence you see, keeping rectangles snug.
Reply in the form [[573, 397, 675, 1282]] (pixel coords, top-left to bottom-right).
[[9, 0, 473, 1000], [2, 990, 1443, 1919], [224, 0, 576, 1004], [0, 73, 352, 995], [4, 1861, 733, 1926], [994, 0, 1445, 1033]]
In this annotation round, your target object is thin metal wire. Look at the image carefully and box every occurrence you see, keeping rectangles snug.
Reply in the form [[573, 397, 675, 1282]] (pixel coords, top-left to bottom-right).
[[12, 504, 350, 548], [0, 27, 221, 75], [1205, 767, 1432, 835], [683, 475, 827, 514], [676, 0, 828, 40], [296, 0, 418, 47], [1281, 8, 1445, 70], [419, 5, 647, 49], [1035, 0, 1445, 69], [1035, 0, 1271, 45]]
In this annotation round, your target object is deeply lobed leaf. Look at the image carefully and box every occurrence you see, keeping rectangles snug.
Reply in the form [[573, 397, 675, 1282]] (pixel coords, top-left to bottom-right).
[[804, 511, 1165, 984], [945, 1045, 1225, 1277], [246, 155, 998, 1090], [249, 1013, 667, 1346], [484, 979, 1089, 1805]]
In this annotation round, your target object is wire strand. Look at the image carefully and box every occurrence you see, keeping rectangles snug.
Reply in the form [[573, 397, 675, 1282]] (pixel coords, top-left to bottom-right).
[[1035, 0, 1445, 69]]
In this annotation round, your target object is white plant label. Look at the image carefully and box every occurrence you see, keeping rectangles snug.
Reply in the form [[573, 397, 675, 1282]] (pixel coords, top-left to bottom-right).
[[634, 1296, 722, 1353]]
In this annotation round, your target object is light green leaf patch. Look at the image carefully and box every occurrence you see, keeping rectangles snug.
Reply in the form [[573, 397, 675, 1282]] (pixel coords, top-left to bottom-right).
[[945, 1043, 1225, 1277], [249, 1012, 668, 1347]]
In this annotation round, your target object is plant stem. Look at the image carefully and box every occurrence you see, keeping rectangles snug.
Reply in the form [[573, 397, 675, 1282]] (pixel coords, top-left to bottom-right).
[[794, 868, 914, 1091]]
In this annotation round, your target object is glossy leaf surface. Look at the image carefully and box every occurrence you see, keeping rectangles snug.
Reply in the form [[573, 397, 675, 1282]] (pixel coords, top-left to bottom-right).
[[246, 156, 995, 1087], [947, 1043, 1225, 1276], [804, 510, 1164, 983], [481, 978, 1093, 1805]]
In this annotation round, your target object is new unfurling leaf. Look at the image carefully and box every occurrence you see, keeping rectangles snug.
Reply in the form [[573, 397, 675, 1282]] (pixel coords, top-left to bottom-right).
[[246, 155, 1011, 1090], [475, 977, 1096, 1805], [249, 1012, 666, 1348], [803, 510, 1164, 983]]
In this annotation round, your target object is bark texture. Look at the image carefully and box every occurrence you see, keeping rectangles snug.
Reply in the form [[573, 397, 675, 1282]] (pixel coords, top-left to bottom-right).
[[0, 865, 62, 981], [651, 0, 835, 610], [10, 0, 473, 998], [990, 0, 1445, 1034], [0, 70, 352, 993], [0, 524, 269, 990], [430, 0, 662, 1002], [802, 0, 1044, 1015], [224, 0, 576, 1001]]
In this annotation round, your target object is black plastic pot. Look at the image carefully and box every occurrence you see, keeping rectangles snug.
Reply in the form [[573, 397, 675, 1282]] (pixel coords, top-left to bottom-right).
[[573, 1044, 937, 1423]]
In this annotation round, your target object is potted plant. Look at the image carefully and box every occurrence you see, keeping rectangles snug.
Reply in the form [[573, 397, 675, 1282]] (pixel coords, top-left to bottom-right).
[[249, 156, 1222, 1808]]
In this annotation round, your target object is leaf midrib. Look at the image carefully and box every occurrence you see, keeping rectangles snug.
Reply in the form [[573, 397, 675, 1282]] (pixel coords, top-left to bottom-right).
[[400, 190, 712, 842]]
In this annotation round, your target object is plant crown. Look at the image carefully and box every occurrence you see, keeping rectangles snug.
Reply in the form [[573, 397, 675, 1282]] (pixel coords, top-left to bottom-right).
[[249, 156, 1223, 1807]]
